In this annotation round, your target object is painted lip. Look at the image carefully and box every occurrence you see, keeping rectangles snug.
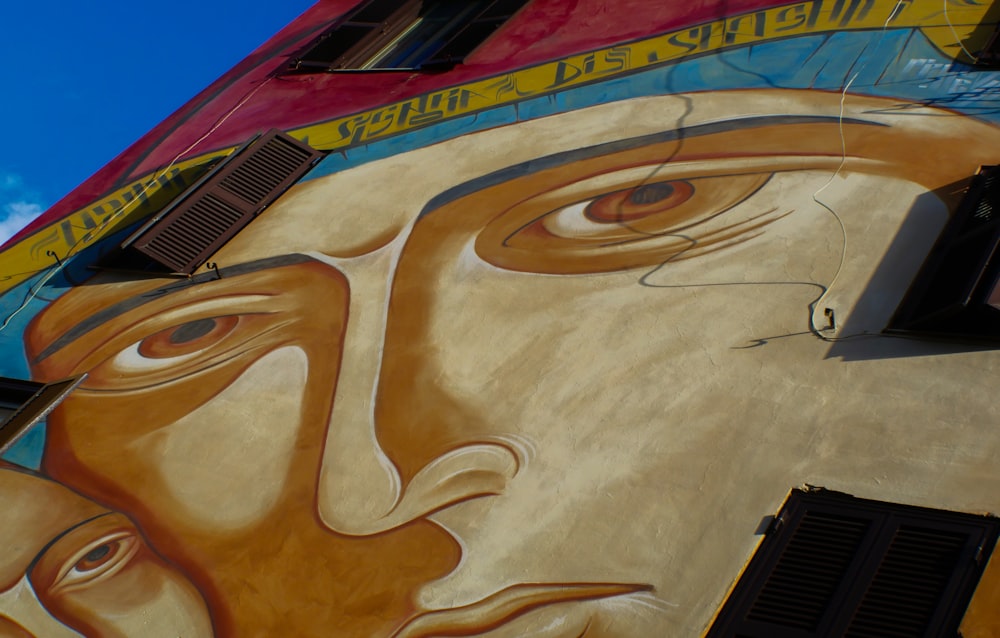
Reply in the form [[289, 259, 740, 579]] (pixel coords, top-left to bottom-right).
[[391, 582, 651, 638]]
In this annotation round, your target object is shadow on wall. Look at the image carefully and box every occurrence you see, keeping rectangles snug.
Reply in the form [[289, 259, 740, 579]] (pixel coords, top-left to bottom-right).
[[827, 177, 999, 361], [956, 0, 1000, 69]]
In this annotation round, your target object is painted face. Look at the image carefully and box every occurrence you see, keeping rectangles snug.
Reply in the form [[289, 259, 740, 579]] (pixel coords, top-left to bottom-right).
[[0, 464, 213, 637], [24, 90, 1000, 635]]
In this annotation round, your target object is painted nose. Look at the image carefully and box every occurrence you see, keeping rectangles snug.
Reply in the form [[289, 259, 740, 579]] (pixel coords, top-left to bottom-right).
[[313, 240, 520, 536]]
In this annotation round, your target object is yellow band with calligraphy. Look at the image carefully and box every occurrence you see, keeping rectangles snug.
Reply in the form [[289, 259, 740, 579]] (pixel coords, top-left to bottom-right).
[[0, 0, 992, 296]]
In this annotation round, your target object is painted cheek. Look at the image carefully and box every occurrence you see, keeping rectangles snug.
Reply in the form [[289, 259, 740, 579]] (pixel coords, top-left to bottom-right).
[[127, 346, 310, 532], [38, 554, 212, 638], [0, 616, 36, 638]]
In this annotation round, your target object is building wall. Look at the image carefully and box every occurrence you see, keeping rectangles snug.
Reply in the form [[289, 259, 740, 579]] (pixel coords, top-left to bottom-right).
[[1, 0, 1000, 635]]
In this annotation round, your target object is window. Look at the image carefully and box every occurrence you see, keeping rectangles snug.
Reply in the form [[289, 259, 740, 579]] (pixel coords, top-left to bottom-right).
[[887, 165, 1000, 343], [105, 129, 322, 275], [707, 488, 1000, 637], [0, 376, 84, 454], [285, 0, 529, 73], [975, 23, 1000, 66]]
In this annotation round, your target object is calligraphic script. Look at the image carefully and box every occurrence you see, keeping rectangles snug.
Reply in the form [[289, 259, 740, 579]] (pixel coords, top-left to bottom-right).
[[0, 0, 990, 295]]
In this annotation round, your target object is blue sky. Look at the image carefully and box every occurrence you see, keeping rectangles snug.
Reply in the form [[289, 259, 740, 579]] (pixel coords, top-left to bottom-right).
[[0, 1, 316, 244]]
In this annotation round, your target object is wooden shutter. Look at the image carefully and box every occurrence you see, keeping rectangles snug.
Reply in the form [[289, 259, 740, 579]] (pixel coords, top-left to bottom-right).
[[707, 489, 1000, 638], [0, 376, 85, 454], [887, 165, 1000, 342], [130, 130, 322, 274], [742, 510, 873, 632]]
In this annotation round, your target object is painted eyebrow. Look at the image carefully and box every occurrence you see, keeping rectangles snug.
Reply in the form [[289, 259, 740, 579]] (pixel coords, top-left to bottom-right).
[[37, 114, 882, 362], [34, 253, 315, 363], [419, 114, 885, 216]]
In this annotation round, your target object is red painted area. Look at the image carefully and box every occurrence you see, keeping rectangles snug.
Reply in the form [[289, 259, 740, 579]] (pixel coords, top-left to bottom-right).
[[11, 0, 793, 243]]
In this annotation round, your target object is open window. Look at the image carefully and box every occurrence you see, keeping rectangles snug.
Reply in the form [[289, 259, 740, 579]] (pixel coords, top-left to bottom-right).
[[284, 0, 530, 73], [98, 129, 323, 276], [886, 165, 1000, 342], [0, 376, 84, 455], [707, 488, 1000, 637]]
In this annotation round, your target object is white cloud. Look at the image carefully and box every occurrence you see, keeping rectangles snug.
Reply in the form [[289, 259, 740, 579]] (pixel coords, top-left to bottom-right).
[[0, 172, 47, 245], [0, 201, 44, 245]]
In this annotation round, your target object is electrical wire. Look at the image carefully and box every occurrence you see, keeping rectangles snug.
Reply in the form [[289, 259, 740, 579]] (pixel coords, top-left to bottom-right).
[[0, 0, 979, 339], [943, 0, 979, 63], [807, 0, 905, 341], [807, 73, 855, 339]]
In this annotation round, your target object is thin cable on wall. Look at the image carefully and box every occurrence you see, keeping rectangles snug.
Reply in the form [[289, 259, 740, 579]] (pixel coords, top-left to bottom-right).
[[808, 0, 992, 343], [943, 0, 979, 63], [0, 77, 275, 334], [807, 0, 905, 341]]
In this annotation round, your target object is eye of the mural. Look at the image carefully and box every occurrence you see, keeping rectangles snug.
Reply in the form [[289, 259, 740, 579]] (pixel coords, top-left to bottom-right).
[[475, 170, 780, 275], [39, 531, 140, 595], [77, 543, 115, 571], [138, 316, 240, 359], [78, 310, 280, 390], [587, 181, 695, 223]]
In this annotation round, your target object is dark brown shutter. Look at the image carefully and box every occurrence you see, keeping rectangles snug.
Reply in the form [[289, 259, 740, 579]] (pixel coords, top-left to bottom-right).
[[130, 130, 322, 274], [744, 511, 872, 631], [843, 526, 969, 637], [887, 165, 1000, 342], [0, 376, 85, 454], [706, 489, 1000, 638]]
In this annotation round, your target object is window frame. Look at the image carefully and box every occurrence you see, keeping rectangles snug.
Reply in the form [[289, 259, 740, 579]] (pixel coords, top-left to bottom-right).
[[283, 0, 529, 73], [707, 488, 1000, 637], [886, 164, 1000, 344]]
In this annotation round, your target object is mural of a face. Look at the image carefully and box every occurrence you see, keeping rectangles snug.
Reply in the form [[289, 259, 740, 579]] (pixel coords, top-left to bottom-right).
[[0, 463, 213, 637], [23, 89, 1000, 635]]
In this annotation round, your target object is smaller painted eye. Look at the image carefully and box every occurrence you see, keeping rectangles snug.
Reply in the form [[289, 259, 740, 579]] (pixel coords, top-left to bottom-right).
[[75, 543, 116, 571], [44, 531, 139, 595]]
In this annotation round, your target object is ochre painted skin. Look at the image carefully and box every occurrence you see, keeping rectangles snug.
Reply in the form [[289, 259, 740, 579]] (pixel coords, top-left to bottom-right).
[[23, 90, 1000, 636], [27, 261, 465, 636], [0, 464, 213, 637]]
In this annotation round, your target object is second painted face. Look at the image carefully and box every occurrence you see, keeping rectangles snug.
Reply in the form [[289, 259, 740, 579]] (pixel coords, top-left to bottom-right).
[[0, 464, 213, 637]]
